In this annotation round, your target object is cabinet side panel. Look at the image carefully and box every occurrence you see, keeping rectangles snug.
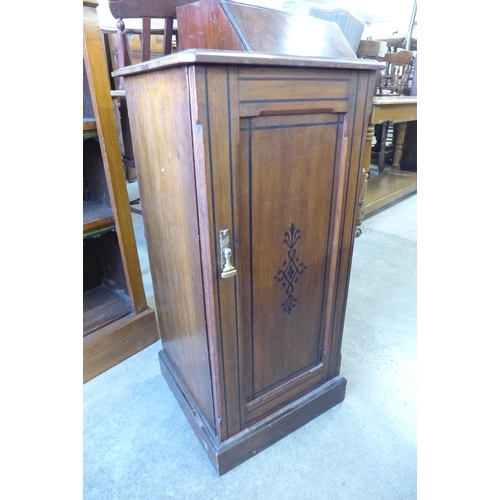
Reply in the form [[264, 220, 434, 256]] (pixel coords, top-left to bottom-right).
[[124, 68, 215, 430]]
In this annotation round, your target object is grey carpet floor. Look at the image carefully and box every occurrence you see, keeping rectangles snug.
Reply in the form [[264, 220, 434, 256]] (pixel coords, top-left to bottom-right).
[[83, 190, 417, 499]]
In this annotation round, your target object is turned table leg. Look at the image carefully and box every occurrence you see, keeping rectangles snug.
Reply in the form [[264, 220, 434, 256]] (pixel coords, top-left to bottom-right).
[[378, 121, 388, 174], [391, 122, 407, 172], [356, 124, 374, 237]]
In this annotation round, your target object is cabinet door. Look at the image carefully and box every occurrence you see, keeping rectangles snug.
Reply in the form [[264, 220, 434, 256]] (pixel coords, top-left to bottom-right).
[[191, 65, 371, 439], [236, 111, 346, 426]]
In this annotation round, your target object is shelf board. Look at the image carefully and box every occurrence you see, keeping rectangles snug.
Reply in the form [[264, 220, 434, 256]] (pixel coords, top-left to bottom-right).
[[83, 118, 97, 131], [83, 201, 114, 233], [83, 285, 132, 337], [364, 170, 417, 215]]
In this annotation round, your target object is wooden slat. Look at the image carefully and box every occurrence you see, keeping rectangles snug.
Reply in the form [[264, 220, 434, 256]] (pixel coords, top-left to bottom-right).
[[141, 17, 151, 62], [163, 17, 174, 56]]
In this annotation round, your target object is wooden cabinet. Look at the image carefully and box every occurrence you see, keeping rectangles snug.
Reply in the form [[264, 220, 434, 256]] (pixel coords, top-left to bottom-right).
[[114, 50, 380, 474], [83, 0, 158, 383]]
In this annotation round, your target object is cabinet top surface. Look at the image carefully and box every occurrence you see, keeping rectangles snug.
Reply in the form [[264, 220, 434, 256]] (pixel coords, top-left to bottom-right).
[[112, 49, 384, 78]]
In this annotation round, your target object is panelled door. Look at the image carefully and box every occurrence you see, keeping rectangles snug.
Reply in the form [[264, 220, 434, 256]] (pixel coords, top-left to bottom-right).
[[190, 64, 371, 441], [237, 110, 346, 426]]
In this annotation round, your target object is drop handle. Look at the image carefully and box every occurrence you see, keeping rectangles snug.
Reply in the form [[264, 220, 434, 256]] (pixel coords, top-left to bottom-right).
[[221, 247, 237, 278]]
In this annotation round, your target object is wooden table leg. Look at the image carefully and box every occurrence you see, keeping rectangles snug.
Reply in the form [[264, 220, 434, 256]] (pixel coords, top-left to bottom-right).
[[378, 121, 388, 174], [356, 124, 374, 236], [391, 122, 407, 172]]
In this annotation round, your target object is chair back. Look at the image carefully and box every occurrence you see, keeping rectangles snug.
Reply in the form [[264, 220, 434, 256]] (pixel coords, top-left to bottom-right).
[[379, 50, 415, 95], [108, 0, 194, 68]]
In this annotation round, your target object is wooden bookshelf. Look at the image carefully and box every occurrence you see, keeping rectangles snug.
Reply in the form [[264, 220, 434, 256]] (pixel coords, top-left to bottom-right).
[[83, 0, 158, 382]]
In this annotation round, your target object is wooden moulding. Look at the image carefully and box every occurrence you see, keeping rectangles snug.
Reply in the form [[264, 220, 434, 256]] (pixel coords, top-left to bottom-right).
[[159, 350, 346, 475], [112, 49, 384, 79]]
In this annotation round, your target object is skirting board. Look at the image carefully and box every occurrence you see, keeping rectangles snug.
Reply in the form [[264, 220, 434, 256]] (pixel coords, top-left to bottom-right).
[[159, 349, 347, 475]]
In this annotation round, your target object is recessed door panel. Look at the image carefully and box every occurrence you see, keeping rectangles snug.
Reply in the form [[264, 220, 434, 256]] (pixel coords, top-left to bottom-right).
[[236, 113, 345, 406]]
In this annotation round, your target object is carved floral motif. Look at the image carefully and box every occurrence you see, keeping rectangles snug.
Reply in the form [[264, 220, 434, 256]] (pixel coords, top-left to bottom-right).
[[274, 223, 306, 314]]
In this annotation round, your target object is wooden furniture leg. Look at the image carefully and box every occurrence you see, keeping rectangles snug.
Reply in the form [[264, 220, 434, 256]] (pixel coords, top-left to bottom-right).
[[391, 122, 407, 171], [356, 124, 374, 236], [378, 121, 388, 174]]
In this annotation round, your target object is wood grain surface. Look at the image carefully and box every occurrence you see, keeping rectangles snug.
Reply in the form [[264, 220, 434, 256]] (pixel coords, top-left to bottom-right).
[[118, 49, 378, 472]]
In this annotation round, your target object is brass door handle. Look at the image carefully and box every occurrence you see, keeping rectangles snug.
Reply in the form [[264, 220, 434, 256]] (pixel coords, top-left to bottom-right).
[[220, 229, 237, 278], [221, 248, 237, 278]]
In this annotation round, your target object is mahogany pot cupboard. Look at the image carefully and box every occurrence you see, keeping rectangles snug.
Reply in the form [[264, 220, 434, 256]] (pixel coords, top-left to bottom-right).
[[113, 50, 381, 474]]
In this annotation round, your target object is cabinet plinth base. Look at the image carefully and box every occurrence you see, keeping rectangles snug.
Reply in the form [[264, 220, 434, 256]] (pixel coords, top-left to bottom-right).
[[159, 350, 347, 475], [83, 308, 157, 383]]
